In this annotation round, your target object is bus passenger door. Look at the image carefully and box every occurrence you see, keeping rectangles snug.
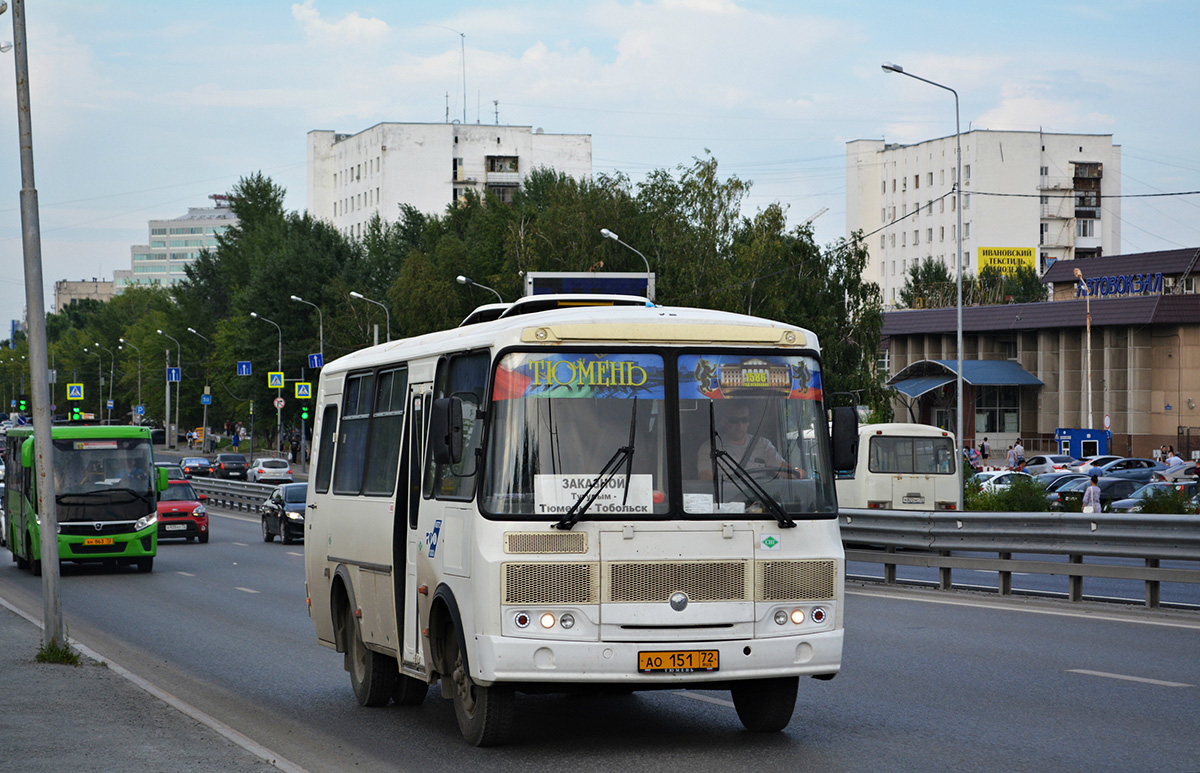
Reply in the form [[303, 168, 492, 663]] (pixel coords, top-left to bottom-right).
[[398, 386, 430, 673]]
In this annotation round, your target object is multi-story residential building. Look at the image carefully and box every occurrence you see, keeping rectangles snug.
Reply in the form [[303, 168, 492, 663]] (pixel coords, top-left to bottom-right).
[[307, 122, 592, 239], [846, 131, 1121, 308], [53, 278, 115, 312], [115, 195, 238, 292]]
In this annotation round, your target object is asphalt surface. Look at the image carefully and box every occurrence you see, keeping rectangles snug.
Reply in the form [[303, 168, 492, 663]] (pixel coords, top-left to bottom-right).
[[0, 600, 282, 773]]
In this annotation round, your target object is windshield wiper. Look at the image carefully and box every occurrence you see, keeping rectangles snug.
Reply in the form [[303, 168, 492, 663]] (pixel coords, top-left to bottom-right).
[[706, 402, 795, 529], [554, 398, 638, 530]]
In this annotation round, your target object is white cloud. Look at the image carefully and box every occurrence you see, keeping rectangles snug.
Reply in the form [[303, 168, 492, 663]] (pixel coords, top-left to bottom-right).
[[291, 1, 391, 46]]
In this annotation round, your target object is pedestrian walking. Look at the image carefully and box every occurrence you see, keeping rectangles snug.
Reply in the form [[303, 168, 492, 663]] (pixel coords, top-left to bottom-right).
[[1082, 474, 1102, 513], [980, 436, 991, 463], [1014, 438, 1025, 466], [1006, 445, 1016, 469]]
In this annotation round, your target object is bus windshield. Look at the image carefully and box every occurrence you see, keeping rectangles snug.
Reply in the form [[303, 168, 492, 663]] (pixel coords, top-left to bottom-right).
[[51, 437, 156, 521], [482, 350, 837, 520]]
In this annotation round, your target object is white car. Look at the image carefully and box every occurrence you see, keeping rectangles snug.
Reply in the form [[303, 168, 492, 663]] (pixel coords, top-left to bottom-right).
[[971, 470, 1035, 492], [1022, 454, 1077, 476], [1069, 455, 1122, 474], [247, 457, 293, 483]]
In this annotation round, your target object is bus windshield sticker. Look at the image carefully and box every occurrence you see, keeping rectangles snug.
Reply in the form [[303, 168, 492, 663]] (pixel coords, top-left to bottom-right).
[[73, 441, 118, 450], [534, 474, 654, 516], [492, 353, 666, 400], [677, 354, 822, 401]]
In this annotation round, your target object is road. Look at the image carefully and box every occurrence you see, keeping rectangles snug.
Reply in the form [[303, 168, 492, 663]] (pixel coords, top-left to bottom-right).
[[1, 504, 1198, 771]]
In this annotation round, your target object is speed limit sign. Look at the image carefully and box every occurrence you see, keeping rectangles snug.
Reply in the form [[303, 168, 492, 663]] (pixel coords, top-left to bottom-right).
[[274, 396, 286, 409]]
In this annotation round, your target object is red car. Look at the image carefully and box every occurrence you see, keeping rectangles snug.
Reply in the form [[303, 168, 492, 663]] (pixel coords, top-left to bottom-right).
[[157, 479, 209, 543]]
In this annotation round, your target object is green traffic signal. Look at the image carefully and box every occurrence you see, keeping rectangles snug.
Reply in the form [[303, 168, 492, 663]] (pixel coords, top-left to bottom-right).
[[301, 406, 309, 420]]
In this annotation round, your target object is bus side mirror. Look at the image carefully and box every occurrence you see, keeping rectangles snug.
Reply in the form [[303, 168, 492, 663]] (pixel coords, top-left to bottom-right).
[[830, 406, 858, 474], [430, 397, 463, 465], [21, 438, 33, 468], [156, 467, 169, 492]]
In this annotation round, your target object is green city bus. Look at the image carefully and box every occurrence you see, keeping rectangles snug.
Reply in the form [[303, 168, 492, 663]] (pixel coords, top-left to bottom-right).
[[4, 424, 167, 574]]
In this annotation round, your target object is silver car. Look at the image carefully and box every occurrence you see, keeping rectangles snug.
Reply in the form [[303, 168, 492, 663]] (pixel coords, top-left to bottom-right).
[[1022, 454, 1077, 476]]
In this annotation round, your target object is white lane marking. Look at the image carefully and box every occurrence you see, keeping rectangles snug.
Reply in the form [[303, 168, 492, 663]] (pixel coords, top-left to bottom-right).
[[0, 595, 308, 773], [1068, 669, 1193, 688], [847, 587, 1200, 631], [176, 571, 196, 577], [235, 587, 261, 595], [232, 542, 249, 547], [674, 691, 735, 708], [286, 551, 303, 557]]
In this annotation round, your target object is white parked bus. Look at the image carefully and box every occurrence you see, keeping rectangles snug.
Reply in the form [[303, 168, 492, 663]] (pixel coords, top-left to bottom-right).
[[304, 294, 857, 745], [835, 423, 959, 511]]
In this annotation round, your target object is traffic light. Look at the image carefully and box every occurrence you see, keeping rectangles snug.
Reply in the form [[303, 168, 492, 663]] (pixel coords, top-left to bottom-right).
[[18, 395, 27, 412], [71, 406, 81, 421], [301, 405, 309, 421]]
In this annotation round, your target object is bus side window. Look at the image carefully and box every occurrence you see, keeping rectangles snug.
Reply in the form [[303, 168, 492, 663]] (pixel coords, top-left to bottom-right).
[[425, 352, 489, 501], [314, 405, 339, 494]]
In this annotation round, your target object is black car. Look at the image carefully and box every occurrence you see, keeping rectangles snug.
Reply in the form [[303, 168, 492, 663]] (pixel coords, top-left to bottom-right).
[[261, 482, 307, 544], [181, 456, 213, 478], [214, 453, 248, 480], [1053, 476, 1142, 512]]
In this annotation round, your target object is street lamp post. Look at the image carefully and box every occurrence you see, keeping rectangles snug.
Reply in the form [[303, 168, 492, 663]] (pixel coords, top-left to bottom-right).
[[1073, 268, 1092, 428], [119, 337, 142, 424], [599, 228, 654, 301], [349, 291, 391, 344], [883, 61, 963, 509], [290, 295, 324, 363], [455, 275, 504, 304], [83, 347, 102, 421], [188, 327, 212, 453], [251, 312, 284, 457], [157, 329, 182, 450], [94, 342, 114, 424]]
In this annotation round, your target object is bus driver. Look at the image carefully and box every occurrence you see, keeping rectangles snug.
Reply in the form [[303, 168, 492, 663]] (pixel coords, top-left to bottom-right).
[[698, 404, 804, 481]]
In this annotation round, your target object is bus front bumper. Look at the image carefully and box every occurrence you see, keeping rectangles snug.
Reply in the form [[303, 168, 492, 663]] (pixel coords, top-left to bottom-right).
[[472, 628, 843, 686]]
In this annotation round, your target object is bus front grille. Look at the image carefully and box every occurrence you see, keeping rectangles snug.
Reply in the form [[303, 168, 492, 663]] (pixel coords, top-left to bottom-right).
[[755, 559, 837, 601], [603, 561, 750, 603], [502, 562, 599, 605], [504, 531, 587, 555]]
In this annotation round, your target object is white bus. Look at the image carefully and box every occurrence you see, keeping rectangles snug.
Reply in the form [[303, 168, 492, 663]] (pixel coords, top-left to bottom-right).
[[304, 294, 858, 745], [834, 423, 959, 511]]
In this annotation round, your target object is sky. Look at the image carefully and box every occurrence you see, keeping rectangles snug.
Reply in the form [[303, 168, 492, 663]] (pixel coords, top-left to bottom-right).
[[1, 0, 1198, 327]]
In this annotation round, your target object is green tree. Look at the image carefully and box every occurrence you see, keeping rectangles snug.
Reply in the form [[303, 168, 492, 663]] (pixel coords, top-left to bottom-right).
[[898, 257, 954, 309]]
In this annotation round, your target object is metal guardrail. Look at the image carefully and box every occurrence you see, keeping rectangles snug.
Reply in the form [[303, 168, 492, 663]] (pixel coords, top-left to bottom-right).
[[840, 509, 1200, 608], [191, 479, 275, 514]]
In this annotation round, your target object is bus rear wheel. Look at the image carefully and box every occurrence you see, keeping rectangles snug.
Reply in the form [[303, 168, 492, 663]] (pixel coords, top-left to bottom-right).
[[445, 625, 513, 746], [730, 676, 798, 732], [27, 535, 41, 576], [346, 608, 395, 706]]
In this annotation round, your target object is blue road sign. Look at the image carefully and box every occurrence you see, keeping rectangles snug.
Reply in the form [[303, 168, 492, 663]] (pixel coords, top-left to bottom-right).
[[268, 372, 284, 389], [308, 353, 324, 369], [107, 399, 114, 409], [237, 361, 252, 376], [136, 405, 145, 415], [201, 394, 212, 405], [168, 367, 182, 383], [68, 384, 84, 400]]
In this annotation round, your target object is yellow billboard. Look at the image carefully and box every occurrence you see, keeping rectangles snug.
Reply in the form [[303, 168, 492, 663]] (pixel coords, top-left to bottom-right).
[[979, 247, 1035, 274]]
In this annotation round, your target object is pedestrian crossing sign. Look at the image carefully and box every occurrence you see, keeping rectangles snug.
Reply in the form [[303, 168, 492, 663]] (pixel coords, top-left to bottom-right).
[[68, 383, 84, 400], [295, 382, 311, 399], [268, 372, 284, 389]]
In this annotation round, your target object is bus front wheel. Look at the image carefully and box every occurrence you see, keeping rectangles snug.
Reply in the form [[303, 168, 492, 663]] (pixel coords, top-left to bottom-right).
[[445, 625, 514, 746], [347, 608, 395, 707], [730, 676, 798, 732], [27, 536, 40, 576], [136, 557, 154, 573]]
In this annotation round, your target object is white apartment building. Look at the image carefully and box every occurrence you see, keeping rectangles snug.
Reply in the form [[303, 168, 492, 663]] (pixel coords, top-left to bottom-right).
[[307, 122, 592, 239], [116, 195, 239, 292], [846, 131, 1121, 307], [52, 278, 115, 312]]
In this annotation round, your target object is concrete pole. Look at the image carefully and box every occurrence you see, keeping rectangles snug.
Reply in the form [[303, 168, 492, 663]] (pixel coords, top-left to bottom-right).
[[11, 0, 64, 647]]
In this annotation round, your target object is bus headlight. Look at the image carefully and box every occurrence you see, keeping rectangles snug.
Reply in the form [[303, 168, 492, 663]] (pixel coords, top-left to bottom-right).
[[135, 513, 158, 532], [811, 607, 827, 624], [514, 612, 531, 629], [790, 608, 805, 625], [774, 610, 788, 626], [559, 613, 575, 630], [539, 613, 556, 629]]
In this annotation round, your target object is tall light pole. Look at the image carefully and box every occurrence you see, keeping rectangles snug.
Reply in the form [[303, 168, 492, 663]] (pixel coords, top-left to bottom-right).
[[83, 347, 102, 420], [188, 327, 212, 453], [1073, 267, 1092, 428], [883, 61, 963, 509], [157, 329, 182, 450], [94, 342, 115, 424], [119, 337, 142, 424], [456, 275, 504, 303], [350, 291, 391, 344], [251, 312, 284, 456], [290, 294, 324, 364], [599, 228, 654, 301]]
